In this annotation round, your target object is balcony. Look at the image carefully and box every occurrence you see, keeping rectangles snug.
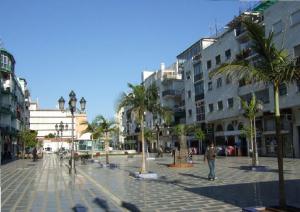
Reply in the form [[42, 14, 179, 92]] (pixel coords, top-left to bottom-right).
[[195, 93, 204, 101], [0, 63, 13, 73], [0, 102, 11, 114], [0, 124, 11, 133], [192, 54, 201, 64], [194, 73, 203, 82], [162, 90, 181, 98], [235, 27, 249, 43]]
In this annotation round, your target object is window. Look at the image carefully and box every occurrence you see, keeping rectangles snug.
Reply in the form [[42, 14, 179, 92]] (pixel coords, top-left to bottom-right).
[[194, 63, 202, 75], [273, 20, 283, 35], [217, 78, 222, 88], [1, 54, 10, 69], [188, 109, 192, 117], [218, 101, 223, 111], [194, 81, 204, 95], [226, 75, 232, 84], [208, 82, 212, 91], [186, 71, 191, 80], [207, 60, 212, 70], [196, 102, 205, 121], [188, 90, 191, 98], [195, 81, 204, 100], [291, 10, 300, 26], [209, 104, 214, 113], [215, 55, 221, 65], [279, 83, 287, 96], [228, 98, 234, 108], [225, 49, 231, 60]]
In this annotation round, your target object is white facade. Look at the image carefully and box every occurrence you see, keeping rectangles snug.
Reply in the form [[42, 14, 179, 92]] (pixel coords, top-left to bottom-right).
[[29, 102, 88, 141]]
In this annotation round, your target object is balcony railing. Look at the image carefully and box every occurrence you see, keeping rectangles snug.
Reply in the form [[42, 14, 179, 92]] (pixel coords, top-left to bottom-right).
[[194, 73, 203, 82], [162, 90, 181, 98], [195, 93, 204, 101], [192, 54, 201, 63]]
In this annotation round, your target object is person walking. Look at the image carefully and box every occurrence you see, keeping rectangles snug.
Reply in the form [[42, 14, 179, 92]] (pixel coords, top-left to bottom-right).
[[32, 147, 37, 162], [204, 142, 217, 181]]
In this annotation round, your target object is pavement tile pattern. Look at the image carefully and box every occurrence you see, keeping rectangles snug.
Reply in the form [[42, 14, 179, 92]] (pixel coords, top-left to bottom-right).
[[1, 154, 300, 212]]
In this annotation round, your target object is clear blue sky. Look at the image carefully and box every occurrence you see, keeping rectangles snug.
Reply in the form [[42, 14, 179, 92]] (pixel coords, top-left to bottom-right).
[[1, 0, 257, 121]]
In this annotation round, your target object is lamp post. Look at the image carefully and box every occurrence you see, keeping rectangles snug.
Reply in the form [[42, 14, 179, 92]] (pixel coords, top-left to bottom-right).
[[58, 91, 86, 174], [55, 121, 68, 152]]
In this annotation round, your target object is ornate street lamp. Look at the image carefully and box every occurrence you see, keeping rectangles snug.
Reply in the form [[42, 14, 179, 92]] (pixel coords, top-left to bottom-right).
[[58, 90, 86, 174], [55, 121, 68, 152]]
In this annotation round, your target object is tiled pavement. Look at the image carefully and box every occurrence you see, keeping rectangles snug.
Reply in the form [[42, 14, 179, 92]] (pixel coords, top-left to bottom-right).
[[1, 154, 300, 211], [1, 155, 121, 212]]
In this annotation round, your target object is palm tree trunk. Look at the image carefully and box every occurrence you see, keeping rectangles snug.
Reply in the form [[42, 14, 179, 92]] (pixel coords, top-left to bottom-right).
[[91, 135, 94, 159], [105, 132, 109, 164], [253, 116, 259, 166], [274, 84, 286, 208], [141, 116, 146, 173], [250, 118, 253, 159]]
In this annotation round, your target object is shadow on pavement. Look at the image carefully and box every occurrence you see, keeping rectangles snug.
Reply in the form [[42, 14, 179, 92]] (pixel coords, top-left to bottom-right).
[[229, 166, 292, 174], [121, 201, 141, 212], [72, 203, 87, 212], [179, 173, 209, 180], [185, 179, 300, 208], [93, 197, 109, 212]]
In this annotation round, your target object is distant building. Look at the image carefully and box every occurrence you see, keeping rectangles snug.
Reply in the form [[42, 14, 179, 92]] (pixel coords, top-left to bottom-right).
[[29, 102, 88, 152]]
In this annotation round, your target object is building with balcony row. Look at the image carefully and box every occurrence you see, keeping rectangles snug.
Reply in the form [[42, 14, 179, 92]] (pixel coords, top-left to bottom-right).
[[0, 48, 31, 163], [119, 0, 300, 158]]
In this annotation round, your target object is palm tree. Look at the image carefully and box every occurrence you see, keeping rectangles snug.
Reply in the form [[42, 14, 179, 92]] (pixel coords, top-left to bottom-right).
[[96, 115, 116, 165], [195, 128, 206, 154], [172, 124, 191, 164], [241, 94, 263, 166], [144, 127, 155, 152], [210, 19, 300, 208], [118, 83, 161, 173], [81, 116, 104, 159]]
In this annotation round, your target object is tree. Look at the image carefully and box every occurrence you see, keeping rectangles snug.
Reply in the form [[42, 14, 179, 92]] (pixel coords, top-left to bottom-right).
[[172, 124, 191, 164], [81, 116, 104, 159], [118, 83, 161, 173], [195, 128, 206, 154], [210, 19, 300, 208], [44, 133, 55, 139], [144, 128, 155, 152], [19, 130, 38, 158], [241, 94, 262, 166], [96, 115, 116, 165]]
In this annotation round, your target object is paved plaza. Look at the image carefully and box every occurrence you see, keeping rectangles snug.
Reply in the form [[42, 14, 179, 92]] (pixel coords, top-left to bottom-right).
[[1, 154, 300, 212]]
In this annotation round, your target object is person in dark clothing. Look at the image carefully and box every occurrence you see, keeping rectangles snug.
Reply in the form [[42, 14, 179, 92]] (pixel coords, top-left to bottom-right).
[[32, 147, 37, 161], [204, 142, 217, 181]]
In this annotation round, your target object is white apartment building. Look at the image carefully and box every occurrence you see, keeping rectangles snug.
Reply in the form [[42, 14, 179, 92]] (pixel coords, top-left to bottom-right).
[[143, 63, 184, 150], [0, 48, 30, 161], [121, 63, 184, 151], [29, 102, 88, 152], [201, 1, 300, 157], [176, 38, 216, 125]]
